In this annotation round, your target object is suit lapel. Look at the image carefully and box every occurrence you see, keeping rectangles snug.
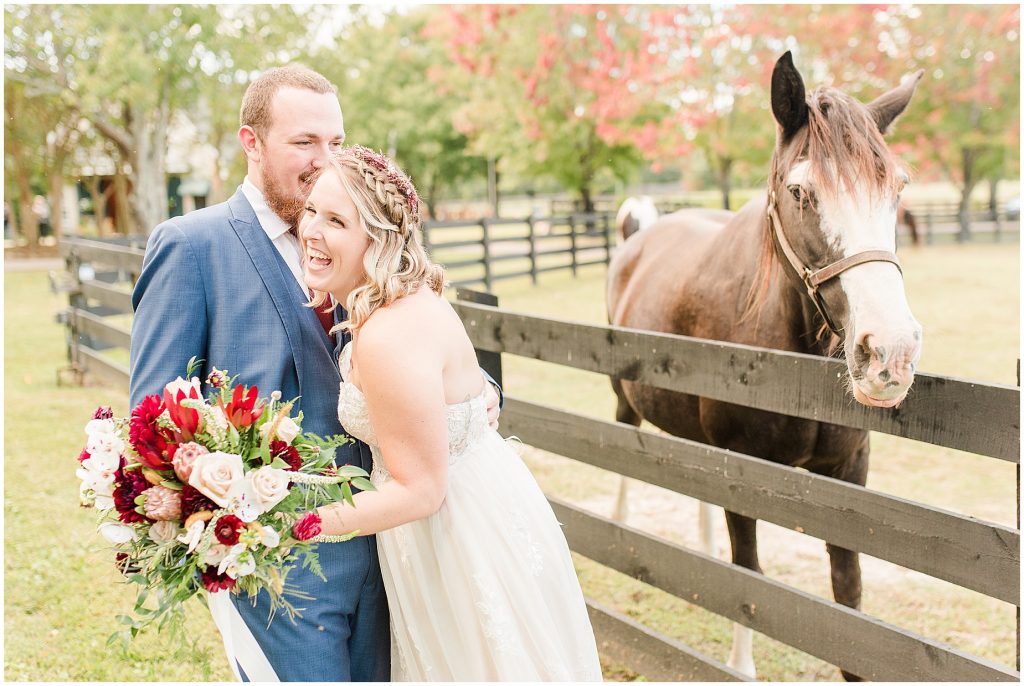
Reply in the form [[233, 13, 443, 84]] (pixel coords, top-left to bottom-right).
[[227, 191, 309, 390]]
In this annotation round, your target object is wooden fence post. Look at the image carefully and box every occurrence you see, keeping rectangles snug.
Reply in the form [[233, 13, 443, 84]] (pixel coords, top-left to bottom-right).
[[480, 218, 492, 291], [569, 214, 578, 276], [527, 214, 538, 285], [603, 212, 613, 265], [925, 204, 934, 245]]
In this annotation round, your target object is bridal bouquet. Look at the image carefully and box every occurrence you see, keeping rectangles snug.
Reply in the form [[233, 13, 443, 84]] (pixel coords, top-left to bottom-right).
[[75, 360, 372, 645]]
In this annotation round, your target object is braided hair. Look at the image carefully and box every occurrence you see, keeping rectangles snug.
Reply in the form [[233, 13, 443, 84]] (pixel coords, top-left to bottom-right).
[[308, 147, 445, 334]]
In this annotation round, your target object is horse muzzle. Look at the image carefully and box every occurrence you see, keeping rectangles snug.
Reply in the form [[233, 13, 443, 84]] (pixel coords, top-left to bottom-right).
[[847, 328, 922, 409]]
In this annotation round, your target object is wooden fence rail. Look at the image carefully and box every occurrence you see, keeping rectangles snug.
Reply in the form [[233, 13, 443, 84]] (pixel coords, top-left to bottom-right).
[[55, 237, 1019, 681]]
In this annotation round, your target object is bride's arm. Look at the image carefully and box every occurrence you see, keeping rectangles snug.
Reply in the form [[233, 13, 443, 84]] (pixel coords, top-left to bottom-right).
[[317, 317, 449, 537]]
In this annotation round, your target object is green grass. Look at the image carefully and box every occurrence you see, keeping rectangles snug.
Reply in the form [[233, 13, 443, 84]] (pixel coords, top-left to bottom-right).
[[5, 239, 1019, 681], [4, 271, 232, 681]]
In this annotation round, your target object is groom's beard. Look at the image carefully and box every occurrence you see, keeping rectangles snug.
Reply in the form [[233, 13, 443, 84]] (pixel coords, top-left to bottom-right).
[[263, 164, 316, 229]]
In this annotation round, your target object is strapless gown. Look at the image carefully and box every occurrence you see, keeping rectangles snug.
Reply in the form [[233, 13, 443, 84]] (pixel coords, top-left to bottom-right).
[[337, 343, 602, 681]]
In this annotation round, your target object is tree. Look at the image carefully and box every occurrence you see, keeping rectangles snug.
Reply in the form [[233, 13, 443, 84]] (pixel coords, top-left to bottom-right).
[[5, 4, 315, 234], [887, 5, 1020, 238], [432, 6, 682, 213], [312, 7, 482, 218]]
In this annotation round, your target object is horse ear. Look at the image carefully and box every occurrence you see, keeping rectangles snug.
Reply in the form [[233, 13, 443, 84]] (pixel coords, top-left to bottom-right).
[[868, 70, 924, 134], [771, 51, 808, 140]]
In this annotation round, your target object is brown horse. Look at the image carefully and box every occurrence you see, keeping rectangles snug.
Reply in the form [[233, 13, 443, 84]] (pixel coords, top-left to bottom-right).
[[607, 52, 924, 680]]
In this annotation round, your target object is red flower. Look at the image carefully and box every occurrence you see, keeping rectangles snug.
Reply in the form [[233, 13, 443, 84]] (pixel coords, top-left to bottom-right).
[[113, 461, 152, 524], [128, 395, 175, 470], [93, 406, 114, 420], [164, 386, 203, 441], [214, 514, 244, 545], [201, 566, 236, 592], [219, 385, 264, 429], [181, 484, 218, 521], [270, 440, 302, 471], [292, 512, 322, 541], [77, 448, 91, 463]]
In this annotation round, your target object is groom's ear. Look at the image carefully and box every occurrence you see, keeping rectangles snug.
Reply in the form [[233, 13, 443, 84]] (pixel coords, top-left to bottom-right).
[[239, 125, 261, 163]]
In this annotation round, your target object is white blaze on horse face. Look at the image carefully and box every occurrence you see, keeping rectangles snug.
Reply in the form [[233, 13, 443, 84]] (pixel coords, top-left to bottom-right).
[[788, 160, 923, 408]]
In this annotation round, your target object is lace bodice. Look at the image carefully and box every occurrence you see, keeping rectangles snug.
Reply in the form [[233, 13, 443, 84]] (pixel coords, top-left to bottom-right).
[[336, 343, 490, 480]]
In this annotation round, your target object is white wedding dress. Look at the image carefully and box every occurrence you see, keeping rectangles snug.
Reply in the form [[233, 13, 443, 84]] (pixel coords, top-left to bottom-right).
[[337, 343, 603, 681]]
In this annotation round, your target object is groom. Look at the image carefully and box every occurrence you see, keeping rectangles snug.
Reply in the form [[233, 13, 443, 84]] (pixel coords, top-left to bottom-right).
[[129, 65, 499, 681]]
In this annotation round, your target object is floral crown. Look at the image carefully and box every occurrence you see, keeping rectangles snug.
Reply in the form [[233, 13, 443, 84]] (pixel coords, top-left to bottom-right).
[[349, 145, 420, 221]]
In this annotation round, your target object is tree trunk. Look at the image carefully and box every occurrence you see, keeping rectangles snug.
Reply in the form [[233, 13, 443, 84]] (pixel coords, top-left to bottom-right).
[[957, 147, 977, 242], [718, 156, 734, 210], [15, 174, 39, 245], [85, 176, 107, 236], [988, 177, 999, 219], [48, 169, 64, 240], [113, 167, 132, 235], [128, 104, 169, 234]]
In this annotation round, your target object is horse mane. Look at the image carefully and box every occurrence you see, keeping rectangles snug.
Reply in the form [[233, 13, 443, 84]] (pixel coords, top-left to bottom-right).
[[741, 84, 904, 343]]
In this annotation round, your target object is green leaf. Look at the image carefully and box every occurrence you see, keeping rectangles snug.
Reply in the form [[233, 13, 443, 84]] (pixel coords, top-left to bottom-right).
[[341, 481, 354, 507], [160, 479, 183, 490], [350, 477, 375, 492]]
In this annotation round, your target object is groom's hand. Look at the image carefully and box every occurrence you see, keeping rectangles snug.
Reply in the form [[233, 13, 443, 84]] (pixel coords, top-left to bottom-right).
[[483, 380, 500, 430]]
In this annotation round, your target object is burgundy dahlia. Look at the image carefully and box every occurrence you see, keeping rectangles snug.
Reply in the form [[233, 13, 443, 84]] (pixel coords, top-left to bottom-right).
[[180, 484, 218, 521], [92, 406, 114, 420], [214, 514, 244, 545], [292, 512, 322, 541], [113, 463, 151, 524], [201, 565, 236, 593], [270, 440, 302, 471], [129, 394, 174, 470]]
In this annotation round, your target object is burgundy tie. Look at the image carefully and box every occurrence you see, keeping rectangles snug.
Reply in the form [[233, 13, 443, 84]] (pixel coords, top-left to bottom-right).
[[309, 289, 335, 340]]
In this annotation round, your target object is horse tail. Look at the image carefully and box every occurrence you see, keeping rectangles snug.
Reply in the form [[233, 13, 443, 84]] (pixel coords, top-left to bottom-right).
[[615, 196, 659, 243]]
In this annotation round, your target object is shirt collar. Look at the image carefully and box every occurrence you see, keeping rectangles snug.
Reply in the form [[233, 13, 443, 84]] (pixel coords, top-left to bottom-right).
[[240, 176, 292, 240]]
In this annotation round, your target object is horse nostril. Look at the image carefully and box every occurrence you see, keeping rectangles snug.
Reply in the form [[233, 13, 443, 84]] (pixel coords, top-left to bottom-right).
[[878, 369, 891, 382]]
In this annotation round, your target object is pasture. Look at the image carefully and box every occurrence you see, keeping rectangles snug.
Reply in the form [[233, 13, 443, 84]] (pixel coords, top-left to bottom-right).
[[4, 239, 1018, 680]]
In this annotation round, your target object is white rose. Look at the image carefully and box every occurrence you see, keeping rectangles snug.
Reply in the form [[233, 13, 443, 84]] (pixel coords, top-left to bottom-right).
[[245, 466, 291, 512], [99, 522, 138, 544], [258, 525, 280, 549], [188, 452, 244, 507], [260, 416, 301, 445], [177, 519, 205, 553], [149, 520, 180, 544], [164, 376, 202, 400], [84, 418, 116, 436], [203, 542, 232, 566]]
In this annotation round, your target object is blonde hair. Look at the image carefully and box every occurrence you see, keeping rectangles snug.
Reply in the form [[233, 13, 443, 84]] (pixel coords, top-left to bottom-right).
[[308, 148, 445, 334], [240, 65, 336, 141]]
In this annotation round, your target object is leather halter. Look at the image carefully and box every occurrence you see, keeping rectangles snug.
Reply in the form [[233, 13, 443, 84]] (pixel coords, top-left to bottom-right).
[[766, 190, 902, 335]]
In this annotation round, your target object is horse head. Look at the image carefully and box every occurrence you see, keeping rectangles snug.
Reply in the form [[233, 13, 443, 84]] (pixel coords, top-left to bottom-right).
[[767, 51, 924, 408]]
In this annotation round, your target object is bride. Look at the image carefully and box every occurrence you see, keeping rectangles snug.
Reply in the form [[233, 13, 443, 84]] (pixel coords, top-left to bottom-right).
[[300, 145, 602, 681]]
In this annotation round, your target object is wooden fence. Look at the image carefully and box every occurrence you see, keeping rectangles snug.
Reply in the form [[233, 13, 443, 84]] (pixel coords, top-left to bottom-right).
[[424, 211, 617, 290], [55, 237, 1019, 681]]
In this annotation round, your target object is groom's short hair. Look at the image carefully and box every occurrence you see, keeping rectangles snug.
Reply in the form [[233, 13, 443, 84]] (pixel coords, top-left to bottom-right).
[[240, 65, 337, 140]]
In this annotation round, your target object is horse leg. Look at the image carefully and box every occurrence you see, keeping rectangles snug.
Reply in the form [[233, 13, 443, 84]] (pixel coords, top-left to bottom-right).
[[611, 378, 641, 522], [725, 511, 760, 679], [699, 501, 722, 558], [818, 440, 870, 682]]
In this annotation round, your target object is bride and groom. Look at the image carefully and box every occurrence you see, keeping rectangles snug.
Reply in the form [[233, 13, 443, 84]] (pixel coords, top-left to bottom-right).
[[128, 65, 602, 681]]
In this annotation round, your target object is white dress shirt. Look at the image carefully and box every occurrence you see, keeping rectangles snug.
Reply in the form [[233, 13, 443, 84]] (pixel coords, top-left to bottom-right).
[[240, 177, 310, 301]]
